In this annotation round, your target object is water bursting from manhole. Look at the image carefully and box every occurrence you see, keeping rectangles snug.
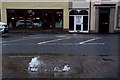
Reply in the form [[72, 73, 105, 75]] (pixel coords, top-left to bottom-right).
[[54, 65, 71, 72], [63, 65, 70, 72], [27, 56, 71, 76], [28, 57, 44, 72]]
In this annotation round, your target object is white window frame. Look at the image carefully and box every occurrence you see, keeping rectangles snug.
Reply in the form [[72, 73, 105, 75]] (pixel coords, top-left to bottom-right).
[[117, 7, 120, 28], [69, 9, 89, 33]]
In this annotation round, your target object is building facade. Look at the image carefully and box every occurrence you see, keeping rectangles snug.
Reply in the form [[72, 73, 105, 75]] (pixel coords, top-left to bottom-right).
[[0, 0, 120, 33], [0, 0, 1, 22], [1, 0, 69, 30]]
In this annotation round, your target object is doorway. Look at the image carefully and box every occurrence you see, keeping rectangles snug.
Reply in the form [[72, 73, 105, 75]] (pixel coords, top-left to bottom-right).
[[69, 9, 89, 33], [99, 8, 110, 33], [69, 15, 88, 32]]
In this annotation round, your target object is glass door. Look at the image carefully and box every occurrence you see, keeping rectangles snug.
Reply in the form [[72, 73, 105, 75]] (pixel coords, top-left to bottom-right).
[[69, 15, 88, 32], [69, 9, 89, 33], [75, 16, 83, 32]]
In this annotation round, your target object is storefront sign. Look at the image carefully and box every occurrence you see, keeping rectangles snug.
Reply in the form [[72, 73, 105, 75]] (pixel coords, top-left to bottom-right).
[[76, 16, 83, 25], [95, 0, 101, 5], [33, 3, 63, 7]]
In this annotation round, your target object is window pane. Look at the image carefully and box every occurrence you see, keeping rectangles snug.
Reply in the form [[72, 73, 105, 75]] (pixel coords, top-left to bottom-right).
[[69, 10, 79, 15], [43, 10, 52, 29], [55, 10, 63, 28], [76, 25, 81, 30], [33, 10, 42, 28], [118, 19, 120, 27], [118, 8, 120, 27], [7, 10, 16, 28], [79, 10, 88, 15], [69, 16, 74, 30], [25, 10, 34, 28], [16, 10, 24, 28], [83, 16, 88, 31], [44, 10, 52, 22]]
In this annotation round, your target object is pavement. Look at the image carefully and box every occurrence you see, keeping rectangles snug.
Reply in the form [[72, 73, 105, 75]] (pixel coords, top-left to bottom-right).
[[2, 55, 118, 78], [8, 29, 69, 34]]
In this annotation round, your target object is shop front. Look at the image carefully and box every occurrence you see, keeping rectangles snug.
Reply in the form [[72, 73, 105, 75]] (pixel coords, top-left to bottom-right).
[[94, 4, 116, 33], [1, 1, 69, 30], [7, 9, 63, 29], [69, 9, 89, 33]]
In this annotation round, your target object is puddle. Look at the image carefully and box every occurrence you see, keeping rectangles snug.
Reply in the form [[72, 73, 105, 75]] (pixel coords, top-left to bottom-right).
[[2, 55, 83, 78], [2, 55, 118, 78]]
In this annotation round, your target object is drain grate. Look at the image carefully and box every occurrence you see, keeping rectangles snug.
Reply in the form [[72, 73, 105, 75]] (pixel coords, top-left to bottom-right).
[[102, 58, 113, 62]]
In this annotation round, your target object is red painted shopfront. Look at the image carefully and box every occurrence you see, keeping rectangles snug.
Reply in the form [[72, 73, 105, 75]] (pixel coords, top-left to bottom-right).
[[7, 9, 63, 30]]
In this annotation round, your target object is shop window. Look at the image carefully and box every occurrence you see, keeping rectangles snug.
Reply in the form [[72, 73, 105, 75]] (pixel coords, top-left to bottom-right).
[[69, 10, 79, 15], [26, 10, 42, 28], [16, 10, 24, 28], [25, 10, 34, 28], [118, 8, 120, 27], [33, 10, 42, 28], [7, 9, 63, 29], [55, 10, 63, 28], [44, 10, 52, 29], [69, 16, 74, 30], [79, 10, 88, 15], [83, 16, 88, 31], [7, 10, 16, 28], [45, 10, 52, 22]]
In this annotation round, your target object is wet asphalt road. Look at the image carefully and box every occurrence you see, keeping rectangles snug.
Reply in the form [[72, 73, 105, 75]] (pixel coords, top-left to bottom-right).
[[2, 33, 119, 55]]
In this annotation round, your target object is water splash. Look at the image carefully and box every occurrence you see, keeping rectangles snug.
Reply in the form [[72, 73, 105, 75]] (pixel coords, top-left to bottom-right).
[[28, 57, 43, 72], [63, 65, 70, 72], [54, 65, 71, 72]]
